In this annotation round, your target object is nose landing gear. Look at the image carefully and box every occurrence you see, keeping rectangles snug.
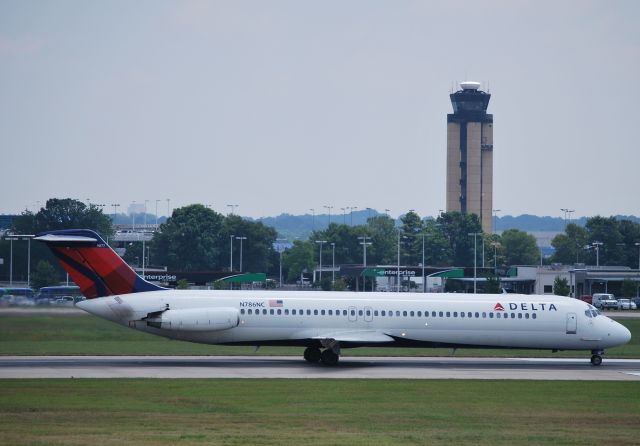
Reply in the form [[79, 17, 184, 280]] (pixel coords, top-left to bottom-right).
[[590, 350, 604, 366]]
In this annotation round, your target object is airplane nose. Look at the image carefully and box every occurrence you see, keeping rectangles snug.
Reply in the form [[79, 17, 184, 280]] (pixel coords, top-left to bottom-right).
[[619, 324, 632, 345]]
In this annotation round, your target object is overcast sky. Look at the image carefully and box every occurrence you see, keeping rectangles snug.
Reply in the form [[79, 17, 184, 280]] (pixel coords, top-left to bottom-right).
[[1, 0, 638, 219]]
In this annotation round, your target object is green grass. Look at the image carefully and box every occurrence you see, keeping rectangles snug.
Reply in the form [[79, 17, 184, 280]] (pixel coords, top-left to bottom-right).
[[0, 379, 638, 445], [1, 313, 639, 358]]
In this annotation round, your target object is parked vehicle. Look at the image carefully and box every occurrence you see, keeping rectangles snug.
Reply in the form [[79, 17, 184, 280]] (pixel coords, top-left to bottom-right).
[[616, 298, 637, 310], [579, 295, 592, 305], [592, 293, 618, 310]]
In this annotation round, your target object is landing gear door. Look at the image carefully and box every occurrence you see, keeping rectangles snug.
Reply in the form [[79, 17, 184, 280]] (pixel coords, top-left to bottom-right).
[[566, 313, 577, 334]]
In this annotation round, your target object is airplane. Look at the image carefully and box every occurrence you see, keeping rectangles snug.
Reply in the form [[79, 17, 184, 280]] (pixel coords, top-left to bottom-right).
[[35, 229, 631, 366]]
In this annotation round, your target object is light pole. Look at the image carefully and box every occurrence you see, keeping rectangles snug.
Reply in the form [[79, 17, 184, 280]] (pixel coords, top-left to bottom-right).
[[359, 236, 372, 292], [396, 230, 403, 292], [340, 207, 346, 225], [166, 198, 171, 219], [315, 240, 327, 284], [469, 232, 482, 294], [276, 238, 287, 288], [227, 204, 238, 215], [491, 242, 500, 275], [144, 200, 148, 228], [492, 209, 501, 234], [349, 206, 358, 225], [131, 201, 136, 231], [155, 199, 160, 227], [236, 236, 247, 272], [421, 233, 426, 293], [635, 242, 640, 270], [309, 208, 315, 231], [111, 203, 120, 224], [324, 205, 333, 225], [229, 235, 234, 272], [592, 241, 603, 267], [366, 207, 372, 221], [7, 236, 17, 286], [331, 242, 335, 285]]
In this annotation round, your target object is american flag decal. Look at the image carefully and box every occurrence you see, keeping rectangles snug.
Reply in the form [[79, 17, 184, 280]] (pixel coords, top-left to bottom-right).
[[269, 299, 283, 307]]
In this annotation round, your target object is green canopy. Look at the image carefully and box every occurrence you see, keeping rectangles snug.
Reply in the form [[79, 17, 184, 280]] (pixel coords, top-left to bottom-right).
[[218, 273, 267, 283]]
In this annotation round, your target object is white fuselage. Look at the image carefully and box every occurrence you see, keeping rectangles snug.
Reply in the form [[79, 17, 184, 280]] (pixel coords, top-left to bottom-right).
[[77, 290, 631, 352]]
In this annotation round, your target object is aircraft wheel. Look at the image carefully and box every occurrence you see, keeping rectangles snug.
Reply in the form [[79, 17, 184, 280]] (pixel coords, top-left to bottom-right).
[[590, 354, 603, 366], [303, 347, 321, 363], [320, 349, 339, 366]]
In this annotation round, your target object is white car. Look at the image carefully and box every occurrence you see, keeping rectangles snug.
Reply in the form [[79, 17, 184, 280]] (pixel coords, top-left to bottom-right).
[[616, 299, 636, 310]]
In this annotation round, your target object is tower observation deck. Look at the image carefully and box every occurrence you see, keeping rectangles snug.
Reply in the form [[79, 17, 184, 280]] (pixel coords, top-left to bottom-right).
[[446, 81, 494, 233]]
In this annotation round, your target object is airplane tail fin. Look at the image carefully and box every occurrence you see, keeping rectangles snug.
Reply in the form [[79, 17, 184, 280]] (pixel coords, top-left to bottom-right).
[[35, 229, 165, 298]]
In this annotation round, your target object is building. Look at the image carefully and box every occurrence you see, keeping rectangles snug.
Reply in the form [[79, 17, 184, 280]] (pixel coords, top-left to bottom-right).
[[446, 81, 494, 233]]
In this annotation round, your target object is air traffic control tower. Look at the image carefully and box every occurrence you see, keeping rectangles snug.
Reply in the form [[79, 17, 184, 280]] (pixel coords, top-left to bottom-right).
[[446, 81, 494, 233]]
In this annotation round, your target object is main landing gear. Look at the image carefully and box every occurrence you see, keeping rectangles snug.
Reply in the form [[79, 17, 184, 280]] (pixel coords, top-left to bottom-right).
[[590, 350, 604, 366], [303, 347, 339, 366]]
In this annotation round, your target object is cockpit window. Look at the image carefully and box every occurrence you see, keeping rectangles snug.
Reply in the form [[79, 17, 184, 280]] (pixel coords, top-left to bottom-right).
[[584, 310, 592, 318]]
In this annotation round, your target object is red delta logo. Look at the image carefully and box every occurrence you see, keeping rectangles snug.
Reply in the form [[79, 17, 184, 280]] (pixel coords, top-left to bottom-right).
[[494, 303, 505, 311]]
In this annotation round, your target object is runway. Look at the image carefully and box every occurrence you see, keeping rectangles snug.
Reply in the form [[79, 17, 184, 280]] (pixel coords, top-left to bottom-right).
[[1, 355, 639, 380]]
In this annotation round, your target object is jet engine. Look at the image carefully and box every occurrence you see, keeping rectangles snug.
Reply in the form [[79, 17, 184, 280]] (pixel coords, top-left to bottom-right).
[[145, 307, 239, 332]]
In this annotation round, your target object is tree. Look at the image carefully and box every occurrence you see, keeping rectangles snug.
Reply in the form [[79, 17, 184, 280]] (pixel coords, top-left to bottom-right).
[[367, 216, 397, 265], [31, 260, 60, 289], [500, 229, 540, 265], [223, 215, 278, 274], [282, 240, 314, 282], [484, 275, 502, 294], [400, 211, 423, 265], [150, 204, 225, 271], [436, 212, 482, 266], [551, 224, 588, 265], [1, 198, 114, 283], [620, 279, 638, 298], [553, 276, 570, 297]]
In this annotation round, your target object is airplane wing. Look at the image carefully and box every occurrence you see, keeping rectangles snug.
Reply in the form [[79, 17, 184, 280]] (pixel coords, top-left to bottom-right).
[[311, 330, 394, 344]]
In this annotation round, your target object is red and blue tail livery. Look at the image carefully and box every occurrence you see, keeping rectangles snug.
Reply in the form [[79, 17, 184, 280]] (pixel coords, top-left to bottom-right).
[[35, 229, 164, 298]]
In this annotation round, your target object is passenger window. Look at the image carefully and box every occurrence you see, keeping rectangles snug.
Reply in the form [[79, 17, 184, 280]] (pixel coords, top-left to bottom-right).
[[489, 312, 494, 318], [468, 312, 473, 318], [439, 311, 443, 317], [396, 311, 400, 317], [343, 310, 347, 316], [350, 309, 355, 316], [511, 313, 515, 319], [525, 313, 530, 319], [381, 310, 386, 316], [403, 311, 407, 317], [374, 310, 379, 316], [518, 313, 522, 319], [433, 311, 437, 317], [358, 310, 363, 316], [482, 312, 486, 318], [496, 313, 501, 318], [475, 312, 480, 318], [366, 310, 371, 316], [321, 310, 325, 315], [306, 309, 311, 315], [263, 309, 267, 315], [532, 313, 537, 319], [270, 309, 274, 315], [417, 311, 421, 317], [277, 309, 282, 315], [328, 310, 333, 316], [453, 312, 458, 317], [460, 312, 464, 318], [292, 309, 296, 315], [241, 309, 246, 315], [446, 312, 451, 317], [285, 309, 289, 315], [314, 309, 318, 315]]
